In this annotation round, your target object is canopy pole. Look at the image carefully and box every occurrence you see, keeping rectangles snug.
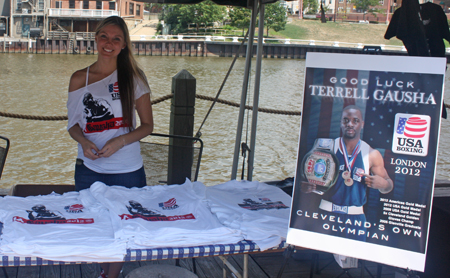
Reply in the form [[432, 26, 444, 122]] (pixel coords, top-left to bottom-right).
[[231, 0, 258, 180], [247, 0, 264, 181]]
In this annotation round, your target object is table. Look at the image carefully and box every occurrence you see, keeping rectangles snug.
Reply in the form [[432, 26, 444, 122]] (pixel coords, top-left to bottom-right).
[[0, 240, 288, 278]]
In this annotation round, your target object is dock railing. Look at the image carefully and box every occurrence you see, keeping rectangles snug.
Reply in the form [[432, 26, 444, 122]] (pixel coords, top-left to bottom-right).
[[0, 33, 420, 53], [8, 34, 450, 55], [129, 34, 409, 52]]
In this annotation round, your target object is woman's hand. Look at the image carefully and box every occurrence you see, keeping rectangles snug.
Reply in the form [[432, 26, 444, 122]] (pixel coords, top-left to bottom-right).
[[98, 136, 125, 158], [68, 124, 101, 160], [80, 139, 101, 160]]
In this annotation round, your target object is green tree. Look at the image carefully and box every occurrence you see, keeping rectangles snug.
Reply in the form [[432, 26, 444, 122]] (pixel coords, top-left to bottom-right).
[[303, 0, 319, 15], [179, 1, 227, 33], [161, 1, 227, 34], [229, 7, 251, 36], [351, 0, 382, 20], [161, 5, 186, 34], [263, 3, 288, 37]]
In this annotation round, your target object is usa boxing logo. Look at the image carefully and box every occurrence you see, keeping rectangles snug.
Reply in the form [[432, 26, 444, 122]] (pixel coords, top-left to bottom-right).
[[110, 81, 121, 100], [392, 113, 430, 157], [158, 198, 179, 210], [65, 204, 84, 213]]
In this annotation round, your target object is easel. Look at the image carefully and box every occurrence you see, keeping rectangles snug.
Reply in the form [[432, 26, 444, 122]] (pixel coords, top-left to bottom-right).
[[277, 245, 423, 278], [394, 269, 420, 278], [276, 244, 393, 278], [313, 258, 381, 278]]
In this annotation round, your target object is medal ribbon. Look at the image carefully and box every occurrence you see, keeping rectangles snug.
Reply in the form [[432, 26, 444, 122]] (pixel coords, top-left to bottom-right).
[[340, 138, 361, 172]]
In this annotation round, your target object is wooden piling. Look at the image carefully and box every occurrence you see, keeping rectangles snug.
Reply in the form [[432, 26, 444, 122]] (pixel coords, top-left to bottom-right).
[[167, 69, 196, 185]]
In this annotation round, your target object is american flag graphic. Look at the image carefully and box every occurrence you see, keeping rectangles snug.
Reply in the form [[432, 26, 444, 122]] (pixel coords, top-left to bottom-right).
[[69, 204, 84, 211], [108, 82, 119, 93], [396, 117, 408, 134], [396, 116, 428, 138], [65, 204, 84, 212], [159, 198, 177, 208]]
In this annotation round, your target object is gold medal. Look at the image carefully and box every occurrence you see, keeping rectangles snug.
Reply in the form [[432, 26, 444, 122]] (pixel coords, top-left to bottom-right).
[[339, 138, 361, 188], [342, 170, 350, 179], [344, 178, 354, 186]]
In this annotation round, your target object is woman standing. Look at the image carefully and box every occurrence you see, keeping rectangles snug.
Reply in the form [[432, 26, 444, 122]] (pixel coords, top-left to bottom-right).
[[67, 16, 153, 278]]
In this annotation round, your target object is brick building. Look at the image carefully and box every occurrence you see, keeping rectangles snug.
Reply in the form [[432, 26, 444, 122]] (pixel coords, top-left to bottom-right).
[[8, 0, 144, 39]]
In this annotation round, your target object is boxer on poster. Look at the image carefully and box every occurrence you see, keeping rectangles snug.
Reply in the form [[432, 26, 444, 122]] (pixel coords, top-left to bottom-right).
[[303, 105, 394, 241]]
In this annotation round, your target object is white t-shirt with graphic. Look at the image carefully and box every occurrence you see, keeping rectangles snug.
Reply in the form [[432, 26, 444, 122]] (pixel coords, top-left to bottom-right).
[[203, 180, 292, 251], [0, 191, 127, 262], [67, 69, 150, 174], [87, 180, 243, 249]]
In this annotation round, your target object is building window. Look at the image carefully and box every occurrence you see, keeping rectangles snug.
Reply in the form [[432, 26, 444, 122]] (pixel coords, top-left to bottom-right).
[[83, 0, 89, 9], [96, 1, 102, 9], [38, 0, 44, 11], [129, 3, 134, 15], [16, 0, 22, 10], [136, 4, 140, 16], [109, 2, 115, 10], [379, 0, 384, 4], [69, 0, 75, 8], [55, 1, 62, 8]]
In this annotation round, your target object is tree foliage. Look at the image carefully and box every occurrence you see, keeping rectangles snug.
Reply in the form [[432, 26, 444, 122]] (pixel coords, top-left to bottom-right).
[[263, 3, 288, 37], [160, 1, 287, 37], [161, 0, 227, 34], [303, 0, 319, 15], [351, 0, 382, 19], [228, 7, 251, 36]]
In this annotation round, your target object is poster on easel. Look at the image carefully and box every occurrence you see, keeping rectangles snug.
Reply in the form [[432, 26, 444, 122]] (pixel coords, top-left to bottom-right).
[[286, 52, 446, 272]]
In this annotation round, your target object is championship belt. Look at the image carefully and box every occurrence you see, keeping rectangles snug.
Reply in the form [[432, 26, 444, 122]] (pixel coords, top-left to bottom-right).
[[301, 138, 339, 194]]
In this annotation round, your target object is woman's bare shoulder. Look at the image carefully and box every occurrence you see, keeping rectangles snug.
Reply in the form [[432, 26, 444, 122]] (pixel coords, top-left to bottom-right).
[[68, 67, 88, 93]]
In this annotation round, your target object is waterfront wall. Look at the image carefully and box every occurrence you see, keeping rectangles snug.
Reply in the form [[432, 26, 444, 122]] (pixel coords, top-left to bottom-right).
[[0, 38, 426, 59]]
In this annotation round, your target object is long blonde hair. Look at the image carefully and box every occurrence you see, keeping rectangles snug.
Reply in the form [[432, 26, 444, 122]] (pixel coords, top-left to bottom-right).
[[95, 16, 149, 131]]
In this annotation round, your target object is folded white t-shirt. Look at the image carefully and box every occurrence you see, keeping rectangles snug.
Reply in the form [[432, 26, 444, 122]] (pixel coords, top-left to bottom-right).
[[0, 191, 126, 262], [88, 180, 243, 249], [204, 180, 291, 251]]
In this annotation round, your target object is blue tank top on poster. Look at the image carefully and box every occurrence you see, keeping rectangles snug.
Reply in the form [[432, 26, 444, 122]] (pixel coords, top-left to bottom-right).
[[324, 139, 370, 207]]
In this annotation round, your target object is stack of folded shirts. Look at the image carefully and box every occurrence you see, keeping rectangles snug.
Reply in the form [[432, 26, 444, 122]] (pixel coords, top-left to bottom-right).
[[0, 191, 127, 262], [88, 179, 243, 249], [203, 180, 292, 251]]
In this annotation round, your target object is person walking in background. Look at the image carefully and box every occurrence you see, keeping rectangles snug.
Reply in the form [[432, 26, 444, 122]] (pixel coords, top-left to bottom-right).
[[67, 16, 154, 278]]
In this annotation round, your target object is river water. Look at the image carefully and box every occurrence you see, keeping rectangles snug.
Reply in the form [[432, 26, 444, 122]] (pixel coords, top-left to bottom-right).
[[0, 54, 449, 192], [0, 54, 303, 190]]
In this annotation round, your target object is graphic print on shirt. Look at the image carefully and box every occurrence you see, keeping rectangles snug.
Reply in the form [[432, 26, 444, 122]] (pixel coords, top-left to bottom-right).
[[82, 90, 127, 134], [159, 198, 179, 210], [65, 204, 85, 213], [12, 204, 94, 224], [120, 200, 195, 221], [109, 82, 121, 101], [238, 198, 289, 210]]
